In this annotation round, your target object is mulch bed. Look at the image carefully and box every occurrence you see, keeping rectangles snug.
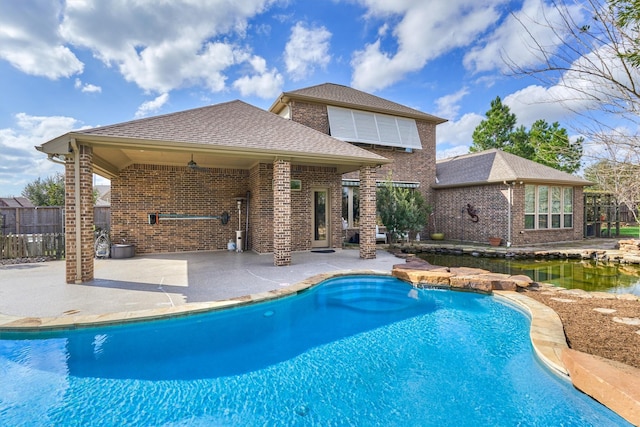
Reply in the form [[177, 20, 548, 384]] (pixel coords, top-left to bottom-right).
[[522, 289, 640, 369]]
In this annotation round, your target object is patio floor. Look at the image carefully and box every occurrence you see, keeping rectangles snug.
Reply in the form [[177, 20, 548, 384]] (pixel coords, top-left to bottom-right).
[[0, 249, 399, 318]]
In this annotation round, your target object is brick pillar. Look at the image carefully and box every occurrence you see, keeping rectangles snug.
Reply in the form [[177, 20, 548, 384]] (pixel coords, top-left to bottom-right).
[[359, 165, 377, 259], [65, 144, 94, 283], [273, 159, 291, 266]]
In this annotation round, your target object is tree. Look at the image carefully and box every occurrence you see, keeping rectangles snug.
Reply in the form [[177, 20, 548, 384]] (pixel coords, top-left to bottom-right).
[[611, 0, 640, 67], [471, 97, 583, 173], [506, 0, 639, 158], [377, 177, 432, 243], [22, 173, 65, 206], [470, 96, 516, 152], [528, 119, 583, 173]]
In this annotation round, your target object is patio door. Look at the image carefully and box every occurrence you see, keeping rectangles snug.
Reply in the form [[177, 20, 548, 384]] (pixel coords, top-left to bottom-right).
[[312, 188, 329, 248]]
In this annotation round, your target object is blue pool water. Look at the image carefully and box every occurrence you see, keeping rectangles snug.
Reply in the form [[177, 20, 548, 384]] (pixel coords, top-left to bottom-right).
[[0, 275, 630, 426]]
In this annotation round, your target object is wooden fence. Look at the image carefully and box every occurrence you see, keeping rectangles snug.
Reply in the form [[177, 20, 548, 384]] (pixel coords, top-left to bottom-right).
[[0, 206, 110, 259], [0, 233, 65, 259]]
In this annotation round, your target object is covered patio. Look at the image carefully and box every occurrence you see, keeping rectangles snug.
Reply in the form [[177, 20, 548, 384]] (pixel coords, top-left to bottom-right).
[[37, 101, 389, 284]]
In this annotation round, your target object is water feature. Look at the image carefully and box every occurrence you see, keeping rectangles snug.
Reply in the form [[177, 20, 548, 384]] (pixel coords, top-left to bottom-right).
[[419, 253, 640, 295], [0, 275, 630, 425]]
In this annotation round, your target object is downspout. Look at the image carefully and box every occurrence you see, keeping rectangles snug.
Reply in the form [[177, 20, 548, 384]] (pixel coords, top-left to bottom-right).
[[70, 139, 82, 283]]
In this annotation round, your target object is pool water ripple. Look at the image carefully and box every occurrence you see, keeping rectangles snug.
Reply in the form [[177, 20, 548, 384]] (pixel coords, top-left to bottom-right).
[[0, 275, 632, 426]]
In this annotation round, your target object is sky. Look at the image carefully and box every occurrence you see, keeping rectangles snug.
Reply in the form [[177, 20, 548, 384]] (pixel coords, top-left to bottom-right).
[[0, 0, 626, 197]]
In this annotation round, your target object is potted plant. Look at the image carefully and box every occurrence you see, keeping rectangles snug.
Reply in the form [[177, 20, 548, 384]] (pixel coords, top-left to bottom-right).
[[489, 237, 502, 246], [428, 211, 444, 240]]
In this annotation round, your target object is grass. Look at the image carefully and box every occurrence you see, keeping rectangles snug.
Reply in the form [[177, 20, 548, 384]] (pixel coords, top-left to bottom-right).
[[601, 226, 640, 237]]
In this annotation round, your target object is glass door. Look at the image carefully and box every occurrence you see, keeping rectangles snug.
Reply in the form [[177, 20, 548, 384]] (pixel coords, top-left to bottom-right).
[[312, 189, 329, 247]]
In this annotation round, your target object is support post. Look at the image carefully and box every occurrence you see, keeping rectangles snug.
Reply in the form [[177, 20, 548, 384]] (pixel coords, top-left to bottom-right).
[[359, 165, 377, 259], [273, 159, 291, 266], [65, 142, 94, 283]]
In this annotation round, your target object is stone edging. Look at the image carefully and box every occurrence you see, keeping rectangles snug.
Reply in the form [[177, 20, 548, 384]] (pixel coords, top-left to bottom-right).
[[393, 238, 640, 265]]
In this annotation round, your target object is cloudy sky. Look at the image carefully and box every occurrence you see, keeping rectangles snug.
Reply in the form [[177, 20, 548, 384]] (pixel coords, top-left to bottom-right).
[[0, 0, 621, 197]]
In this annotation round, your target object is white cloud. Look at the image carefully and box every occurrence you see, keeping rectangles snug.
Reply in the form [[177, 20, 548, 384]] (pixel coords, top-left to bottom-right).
[[135, 93, 170, 118], [233, 69, 283, 98], [0, 1, 83, 79], [74, 78, 102, 93], [284, 22, 332, 81], [436, 112, 483, 154], [434, 88, 469, 120], [463, 0, 586, 74], [0, 114, 82, 196], [350, 0, 506, 92], [57, 0, 275, 93], [503, 85, 580, 127]]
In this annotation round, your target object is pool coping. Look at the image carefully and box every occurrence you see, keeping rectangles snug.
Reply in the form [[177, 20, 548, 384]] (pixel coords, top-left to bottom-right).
[[0, 269, 638, 425]]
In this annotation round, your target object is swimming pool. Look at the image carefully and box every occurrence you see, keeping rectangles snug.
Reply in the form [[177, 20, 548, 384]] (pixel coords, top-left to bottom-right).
[[0, 275, 630, 425]]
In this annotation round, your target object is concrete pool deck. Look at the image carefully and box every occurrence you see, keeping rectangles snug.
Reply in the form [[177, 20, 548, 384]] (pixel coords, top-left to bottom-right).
[[1, 245, 639, 424], [0, 249, 399, 319]]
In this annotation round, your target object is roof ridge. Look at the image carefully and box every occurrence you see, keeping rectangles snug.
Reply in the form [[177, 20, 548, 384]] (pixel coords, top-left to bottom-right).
[[281, 82, 446, 123], [79, 100, 245, 134]]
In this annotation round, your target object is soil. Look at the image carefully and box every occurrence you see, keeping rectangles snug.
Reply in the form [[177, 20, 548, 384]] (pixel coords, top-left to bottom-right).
[[522, 288, 640, 370]]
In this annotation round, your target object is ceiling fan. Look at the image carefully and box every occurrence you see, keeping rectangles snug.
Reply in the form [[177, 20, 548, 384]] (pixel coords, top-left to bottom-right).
[[187, 154, 207, 172]]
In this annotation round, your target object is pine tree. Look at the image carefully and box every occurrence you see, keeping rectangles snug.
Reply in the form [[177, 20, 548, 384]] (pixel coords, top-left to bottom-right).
[[470, 96, 516, 152]]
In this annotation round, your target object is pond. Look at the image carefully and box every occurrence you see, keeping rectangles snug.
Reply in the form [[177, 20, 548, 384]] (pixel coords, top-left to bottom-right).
[[418, 253, 640, 295]]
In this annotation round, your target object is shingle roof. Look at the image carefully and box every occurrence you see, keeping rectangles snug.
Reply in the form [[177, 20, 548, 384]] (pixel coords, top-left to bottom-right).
[[0, 197, 34, 207], [274, 83, 446, 123], [435, 149, 592, 187], [75, 100, 388, 162]]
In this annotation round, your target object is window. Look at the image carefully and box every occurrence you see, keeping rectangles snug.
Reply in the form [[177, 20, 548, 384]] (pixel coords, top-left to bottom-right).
[[342, 187, 360, 228], [327, 106, 421, 150], [524, 185, 573, 230]]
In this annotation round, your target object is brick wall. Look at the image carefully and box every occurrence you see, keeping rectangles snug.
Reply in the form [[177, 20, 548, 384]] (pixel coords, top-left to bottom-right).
[[247, 162, 343, 254], [435, 184, 510, 243], [110, 162, 343, 256], [436, 183, 586, 246], [288, 100, 437, 238], [111, 164, 248, 254]]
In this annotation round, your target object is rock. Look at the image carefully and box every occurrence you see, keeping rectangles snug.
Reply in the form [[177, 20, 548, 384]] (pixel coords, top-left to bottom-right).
[[450, 275, 493, 293]]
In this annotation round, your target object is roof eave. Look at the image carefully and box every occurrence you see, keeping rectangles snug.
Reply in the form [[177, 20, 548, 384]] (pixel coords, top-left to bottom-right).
[[433, 178, 594, 189]]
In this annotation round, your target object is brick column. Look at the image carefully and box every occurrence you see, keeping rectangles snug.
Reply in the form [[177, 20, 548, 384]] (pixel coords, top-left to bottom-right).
[[65, 144, 94, 283], [359, 165, 377, 259], [273, 159, 291, 266]]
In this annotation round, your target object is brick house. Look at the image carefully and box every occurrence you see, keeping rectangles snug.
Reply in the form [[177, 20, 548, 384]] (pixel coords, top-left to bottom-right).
[[37, 83, 592, 284], [434, 149, 592, 246], [269, 83, 447, 235]]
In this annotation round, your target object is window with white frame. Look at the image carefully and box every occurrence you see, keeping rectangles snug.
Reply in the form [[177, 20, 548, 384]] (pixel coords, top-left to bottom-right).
[[525, 184, 573, 230], [342, 186, 360, 228]]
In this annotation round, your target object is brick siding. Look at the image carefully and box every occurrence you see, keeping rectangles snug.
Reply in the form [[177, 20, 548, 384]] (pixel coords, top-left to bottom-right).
[[436, 183, 585, 246], [65, 144, 94, 283], [111, 164, 249, 254]]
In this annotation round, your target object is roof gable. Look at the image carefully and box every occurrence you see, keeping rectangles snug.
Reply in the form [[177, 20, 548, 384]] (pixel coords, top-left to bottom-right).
[[272, 83, 446, 124], [435, 149, 592, 187]]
